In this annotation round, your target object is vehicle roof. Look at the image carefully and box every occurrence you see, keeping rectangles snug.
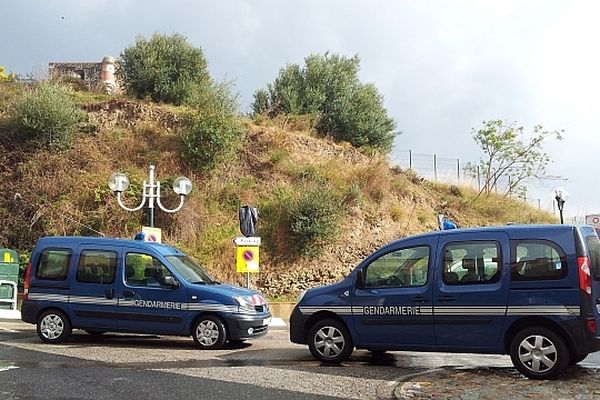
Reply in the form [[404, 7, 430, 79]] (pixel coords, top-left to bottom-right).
[[34, 236, 182, 255], [388, 224, 587, 245]]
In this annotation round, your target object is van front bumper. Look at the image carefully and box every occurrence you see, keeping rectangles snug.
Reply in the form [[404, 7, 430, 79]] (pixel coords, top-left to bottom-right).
[[225, 312, 271, 341]]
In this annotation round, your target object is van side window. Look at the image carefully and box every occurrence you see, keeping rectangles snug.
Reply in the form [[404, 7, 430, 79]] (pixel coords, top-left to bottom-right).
[[511, 240, 566, 281], [585, 234, 600, 280], [36, 249, 71, 281], [76, 250, 117, 284], [125, 253, 173, 287], [443, 241, 500, 285], [364, 246, 429, 288]]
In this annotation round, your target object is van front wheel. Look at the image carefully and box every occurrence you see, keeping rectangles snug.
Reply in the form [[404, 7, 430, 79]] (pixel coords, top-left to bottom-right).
[[308, 318, 353, 363], [37, 310, 72, 344], [509, 327, 569, 379], [192, 316, 227, 349]]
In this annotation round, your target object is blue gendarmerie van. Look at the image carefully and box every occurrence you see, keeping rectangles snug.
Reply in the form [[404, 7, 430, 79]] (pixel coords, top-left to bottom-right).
[[21, 236, 271, 349], [290, 224, 600, 379]]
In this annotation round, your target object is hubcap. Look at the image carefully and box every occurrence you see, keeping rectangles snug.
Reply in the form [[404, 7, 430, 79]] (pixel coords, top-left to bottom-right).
[[518, 334, 557, 373], [314, 326, 345, 359], [40, 314, 64, 340], [196, 320, 219, 346]]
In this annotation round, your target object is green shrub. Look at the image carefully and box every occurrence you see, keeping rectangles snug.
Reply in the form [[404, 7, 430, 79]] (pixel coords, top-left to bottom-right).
[[252, 53, 397, 152], [180, 83, 243, 171], [10, 83, 85, 149], [287, 183, 343, 257], [118, 33, 211, 105]]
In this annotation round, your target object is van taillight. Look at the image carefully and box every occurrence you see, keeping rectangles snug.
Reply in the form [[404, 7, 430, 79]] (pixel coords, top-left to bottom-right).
[[578, 256, 592, 296], [587, 319, 597, 334], [23, 261, 32, 300]]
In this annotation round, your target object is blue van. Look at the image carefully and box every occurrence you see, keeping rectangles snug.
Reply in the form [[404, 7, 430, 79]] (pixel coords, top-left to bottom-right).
[[21, 237, 271, 349], [290, 224, 600, 379]]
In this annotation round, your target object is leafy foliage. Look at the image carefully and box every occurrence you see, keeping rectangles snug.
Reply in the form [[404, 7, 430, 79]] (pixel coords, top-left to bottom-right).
[[9, 83, 85, 149], [468, 120, 563, 196], [252, 53, 397, 152], [0, 65, 9, 80], [118, 33, 211, 105], [287, 182, 343, 257], [180, 83, 244, 171]]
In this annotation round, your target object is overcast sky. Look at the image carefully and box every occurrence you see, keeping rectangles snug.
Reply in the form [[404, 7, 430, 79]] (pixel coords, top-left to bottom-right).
[[2, 0, 598, 220]]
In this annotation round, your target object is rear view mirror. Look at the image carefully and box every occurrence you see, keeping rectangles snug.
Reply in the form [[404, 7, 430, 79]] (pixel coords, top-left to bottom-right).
[[163, 276, 180, 289]]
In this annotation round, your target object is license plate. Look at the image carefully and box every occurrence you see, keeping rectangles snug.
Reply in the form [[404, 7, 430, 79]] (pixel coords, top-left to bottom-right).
[[263, 317, 272, 325]]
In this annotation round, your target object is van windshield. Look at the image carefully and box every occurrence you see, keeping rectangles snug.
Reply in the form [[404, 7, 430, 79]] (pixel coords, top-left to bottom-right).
[[165, 255, 216, 284]]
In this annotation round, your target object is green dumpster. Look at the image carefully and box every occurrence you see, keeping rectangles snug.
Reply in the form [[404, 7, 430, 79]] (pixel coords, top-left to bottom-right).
[[0, 248, 19, 310]]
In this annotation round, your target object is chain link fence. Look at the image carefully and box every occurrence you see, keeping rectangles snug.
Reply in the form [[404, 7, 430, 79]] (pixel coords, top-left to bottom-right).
[[390, 149, 548, 211]]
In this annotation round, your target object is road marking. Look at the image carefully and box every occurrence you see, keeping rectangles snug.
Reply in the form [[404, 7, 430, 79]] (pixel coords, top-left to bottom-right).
[[269, 317, 286, 327], [0, 327, 18, 333], [0, 366, 18, 372]]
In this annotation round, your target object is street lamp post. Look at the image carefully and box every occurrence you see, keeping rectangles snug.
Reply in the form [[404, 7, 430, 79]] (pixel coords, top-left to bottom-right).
[[554, 187, 568, 225], [108, 165, 192, 227]]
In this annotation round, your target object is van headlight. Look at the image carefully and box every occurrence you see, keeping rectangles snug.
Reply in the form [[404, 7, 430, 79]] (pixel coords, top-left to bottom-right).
[[234, 296, 255, 313]]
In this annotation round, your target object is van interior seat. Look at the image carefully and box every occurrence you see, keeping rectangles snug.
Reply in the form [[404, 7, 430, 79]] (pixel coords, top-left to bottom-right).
[[444, 271, 459, 284]]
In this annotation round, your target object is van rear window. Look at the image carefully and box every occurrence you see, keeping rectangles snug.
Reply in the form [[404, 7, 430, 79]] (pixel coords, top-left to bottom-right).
[[36, 249, 71, 281], [585, 235, 600, 280]]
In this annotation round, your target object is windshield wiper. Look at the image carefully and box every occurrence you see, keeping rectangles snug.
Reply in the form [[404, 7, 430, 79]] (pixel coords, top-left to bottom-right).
[[190, 281, 207, 285]]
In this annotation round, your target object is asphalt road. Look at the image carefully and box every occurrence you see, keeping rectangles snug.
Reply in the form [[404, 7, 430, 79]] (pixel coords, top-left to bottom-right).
[[1, 319, 600, 399]]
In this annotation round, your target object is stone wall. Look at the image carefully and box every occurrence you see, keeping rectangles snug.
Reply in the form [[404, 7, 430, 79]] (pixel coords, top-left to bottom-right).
[[48, 62, 103, 90]]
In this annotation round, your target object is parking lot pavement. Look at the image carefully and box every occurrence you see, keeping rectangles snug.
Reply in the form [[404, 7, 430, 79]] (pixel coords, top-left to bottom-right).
[[3, 318, 600, 400]]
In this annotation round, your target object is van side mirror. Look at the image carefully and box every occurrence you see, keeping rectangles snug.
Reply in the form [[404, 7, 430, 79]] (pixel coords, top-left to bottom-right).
[[163, 276, 180, 289], [356, 269, 366, 289]]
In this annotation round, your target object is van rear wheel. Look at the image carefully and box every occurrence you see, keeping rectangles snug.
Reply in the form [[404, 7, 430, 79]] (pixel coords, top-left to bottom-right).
[[37, 310, 72, 344], [192, 315, 227, 349], [308, 318, 353, 363], [509, 327, 569, 379]]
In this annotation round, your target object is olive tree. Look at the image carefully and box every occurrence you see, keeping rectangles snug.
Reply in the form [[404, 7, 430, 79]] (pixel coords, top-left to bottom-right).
[[10, 83, 85, 149], [118, 33, 211, 105], [252, 53, 397, 152], [469, 120, 563, 196]]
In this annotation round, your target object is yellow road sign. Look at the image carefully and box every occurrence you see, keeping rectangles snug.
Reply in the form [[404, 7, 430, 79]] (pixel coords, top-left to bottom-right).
[[236, 246, 260, 273]]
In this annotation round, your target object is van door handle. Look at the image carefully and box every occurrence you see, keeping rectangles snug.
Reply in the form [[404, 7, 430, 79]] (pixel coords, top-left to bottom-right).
[[104, 289, 114, 300], [437, 295, 456, 302], [123, 290, 135, 299], [411, 296, 428, 304]]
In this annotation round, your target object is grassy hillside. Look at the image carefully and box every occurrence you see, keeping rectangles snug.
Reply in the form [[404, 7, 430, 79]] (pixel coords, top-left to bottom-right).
[[0, 85, 556, 298]]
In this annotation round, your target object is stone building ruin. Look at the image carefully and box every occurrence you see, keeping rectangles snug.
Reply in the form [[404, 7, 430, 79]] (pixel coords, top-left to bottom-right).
[[48, 56, 119, 94]]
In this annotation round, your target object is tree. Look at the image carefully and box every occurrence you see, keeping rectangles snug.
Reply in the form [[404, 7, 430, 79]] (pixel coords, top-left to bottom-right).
[[118, 33, 211, 105], [0, 65, 8, 80], [10, 83, 85, 149], [252, 53, 397, 152], [180, 82, 244, 171], [469, 120, 563, 196]]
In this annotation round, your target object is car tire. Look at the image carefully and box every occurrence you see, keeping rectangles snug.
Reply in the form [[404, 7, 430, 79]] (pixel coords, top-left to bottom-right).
[[308, 318, 353, 363], [192, 315, 227, 349], [509, 327, 569, 379], [37, 309, 72, 344]]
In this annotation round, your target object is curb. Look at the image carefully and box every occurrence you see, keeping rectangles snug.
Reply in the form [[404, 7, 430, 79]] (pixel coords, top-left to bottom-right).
[[0, 309, 21, 320]]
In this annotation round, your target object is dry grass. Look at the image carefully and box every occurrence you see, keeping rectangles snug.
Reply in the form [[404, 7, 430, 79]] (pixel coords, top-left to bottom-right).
[[0, 91, 559, 293]]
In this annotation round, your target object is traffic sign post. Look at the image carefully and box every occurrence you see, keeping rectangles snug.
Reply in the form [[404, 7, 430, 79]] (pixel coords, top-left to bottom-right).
[[235, 238, 260, 289], [236, 205, 261, 288]]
